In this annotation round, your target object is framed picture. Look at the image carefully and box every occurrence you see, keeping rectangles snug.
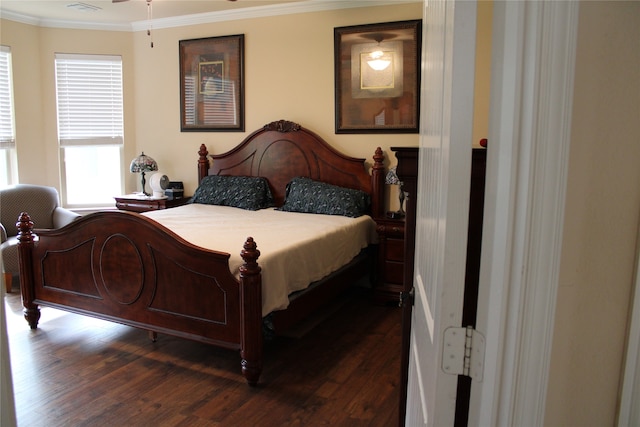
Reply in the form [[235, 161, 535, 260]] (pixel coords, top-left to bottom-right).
[[334, 20, 422, 134], [179, 34, 244, 132]]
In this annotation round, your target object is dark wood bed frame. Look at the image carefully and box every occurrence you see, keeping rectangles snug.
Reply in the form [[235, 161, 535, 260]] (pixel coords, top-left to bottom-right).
[[17, 120, 385, 386]]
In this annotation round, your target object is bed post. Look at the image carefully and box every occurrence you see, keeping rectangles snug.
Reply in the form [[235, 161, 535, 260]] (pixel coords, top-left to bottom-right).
[[238, 237, 263, 386], [198, 144, 210, 184], [371, 147, 385, 219], [16, 212, 40, 329]]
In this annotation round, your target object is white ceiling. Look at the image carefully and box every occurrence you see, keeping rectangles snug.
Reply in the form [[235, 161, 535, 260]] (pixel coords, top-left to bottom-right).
[[0, 1, 420, 32], [0, 0, 334, 31]]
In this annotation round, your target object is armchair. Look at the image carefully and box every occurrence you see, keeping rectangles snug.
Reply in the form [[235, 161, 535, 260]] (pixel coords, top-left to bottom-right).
[[1, 184, 80, 293]]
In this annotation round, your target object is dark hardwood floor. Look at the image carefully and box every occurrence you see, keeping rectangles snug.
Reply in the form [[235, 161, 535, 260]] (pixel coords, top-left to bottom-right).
[[4, 288, 401, 427]]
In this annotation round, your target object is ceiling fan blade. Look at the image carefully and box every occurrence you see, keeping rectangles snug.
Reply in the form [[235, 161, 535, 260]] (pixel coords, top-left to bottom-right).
[[112, 0, 129, 3]]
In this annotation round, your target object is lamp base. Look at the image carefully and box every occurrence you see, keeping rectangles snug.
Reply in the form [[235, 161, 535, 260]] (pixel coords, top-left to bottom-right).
[[140, 171, 149, 196], [386, 210, 405, 219]]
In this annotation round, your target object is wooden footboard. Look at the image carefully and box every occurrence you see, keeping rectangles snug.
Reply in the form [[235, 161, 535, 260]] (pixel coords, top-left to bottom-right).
[[16, 210, 263, 385]]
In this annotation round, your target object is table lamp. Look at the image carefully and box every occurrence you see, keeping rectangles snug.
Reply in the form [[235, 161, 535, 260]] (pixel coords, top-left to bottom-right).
[[129, 152, 158, 196], [385, 166, 405, 219]]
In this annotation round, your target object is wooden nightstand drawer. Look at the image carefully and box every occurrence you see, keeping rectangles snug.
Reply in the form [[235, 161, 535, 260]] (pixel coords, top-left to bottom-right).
[[375, 217, 406, 302], [114, 196, 190, 213], [384, 260, 404, 285], [386, 238, 405, 262]]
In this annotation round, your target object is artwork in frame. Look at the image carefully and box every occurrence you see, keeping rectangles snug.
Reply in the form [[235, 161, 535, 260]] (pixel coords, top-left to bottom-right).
[[334, 20, 422, 134], [179, 34, 244, 132]]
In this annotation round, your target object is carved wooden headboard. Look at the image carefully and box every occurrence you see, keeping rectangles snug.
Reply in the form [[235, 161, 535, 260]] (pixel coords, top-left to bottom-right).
[[197, 120, 385, 217]]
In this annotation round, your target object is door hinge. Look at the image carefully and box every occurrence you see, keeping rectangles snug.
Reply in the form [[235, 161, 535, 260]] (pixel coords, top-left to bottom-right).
[[442, 325, 485, 381], [399, 287, 415, 307]]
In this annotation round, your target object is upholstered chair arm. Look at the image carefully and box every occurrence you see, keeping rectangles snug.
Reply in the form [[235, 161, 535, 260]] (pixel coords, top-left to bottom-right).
[[53, 207, 81, 229], [0, 223, 6, 243]]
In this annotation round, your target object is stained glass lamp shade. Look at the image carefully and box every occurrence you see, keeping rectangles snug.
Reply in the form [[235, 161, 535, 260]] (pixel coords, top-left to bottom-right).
[[129, 152, 158, 196]]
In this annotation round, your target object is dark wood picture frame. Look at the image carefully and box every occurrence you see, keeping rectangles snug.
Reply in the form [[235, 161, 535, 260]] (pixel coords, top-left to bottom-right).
[[334, 20, 422, 134], [179, 34, 245, 132]]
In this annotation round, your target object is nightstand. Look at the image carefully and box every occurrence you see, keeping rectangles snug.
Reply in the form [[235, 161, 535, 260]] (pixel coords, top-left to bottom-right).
[[375, 217, 406, 303], [114, 195, 190, 213]]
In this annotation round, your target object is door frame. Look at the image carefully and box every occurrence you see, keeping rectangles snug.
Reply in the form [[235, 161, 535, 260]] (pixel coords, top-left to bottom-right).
[[468, 1, 579, 425]]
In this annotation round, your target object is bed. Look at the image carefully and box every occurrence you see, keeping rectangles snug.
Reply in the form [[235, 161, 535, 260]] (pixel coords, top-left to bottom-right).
[[16, 119, 385, 386]]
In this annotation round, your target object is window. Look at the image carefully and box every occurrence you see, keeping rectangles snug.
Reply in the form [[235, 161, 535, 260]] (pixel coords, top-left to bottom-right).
[[55, 53, 124, 207], [0, 45, 17, 187]]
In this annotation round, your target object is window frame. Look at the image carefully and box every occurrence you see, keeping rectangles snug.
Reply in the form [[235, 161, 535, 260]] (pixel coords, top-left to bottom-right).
[[0, 45, 17, 186], [54, 53, 125, 208]]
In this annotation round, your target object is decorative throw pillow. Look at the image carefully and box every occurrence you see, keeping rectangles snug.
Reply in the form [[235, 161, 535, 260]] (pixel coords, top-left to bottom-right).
[[190, 175, 274, 210], [278, 177, 370, 218]]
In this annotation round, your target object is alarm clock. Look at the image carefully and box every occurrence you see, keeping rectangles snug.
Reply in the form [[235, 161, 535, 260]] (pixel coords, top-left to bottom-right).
[[149, 172, 169, 198]]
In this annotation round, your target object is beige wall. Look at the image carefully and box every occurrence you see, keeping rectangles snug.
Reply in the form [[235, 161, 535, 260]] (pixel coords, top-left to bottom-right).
[[1, 21, 46, 185], [1, 3, 423, 198], [472, 0, 492, 148], [546, 1, 640, 425], [0, 20, 135, 188], [131, 4, 426, 198], [1, 1, 496, 208]]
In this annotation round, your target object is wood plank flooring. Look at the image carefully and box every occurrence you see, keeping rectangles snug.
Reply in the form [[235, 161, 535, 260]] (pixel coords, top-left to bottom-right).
[[4, 288, 401, 427]]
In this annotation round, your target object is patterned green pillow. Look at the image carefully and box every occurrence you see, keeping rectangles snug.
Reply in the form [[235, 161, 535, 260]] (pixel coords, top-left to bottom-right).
[[278, 177, 370, 217], [190, 175, 274, 210]]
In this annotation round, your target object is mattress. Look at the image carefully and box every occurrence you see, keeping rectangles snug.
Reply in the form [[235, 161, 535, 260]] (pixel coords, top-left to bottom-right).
[[143, 203, 377, 315]]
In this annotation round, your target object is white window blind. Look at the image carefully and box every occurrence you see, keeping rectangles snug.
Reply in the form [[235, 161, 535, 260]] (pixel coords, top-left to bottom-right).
[[55, 53, 124, 206], [55, 53, 123, 146], [0, 46, 15, 149]]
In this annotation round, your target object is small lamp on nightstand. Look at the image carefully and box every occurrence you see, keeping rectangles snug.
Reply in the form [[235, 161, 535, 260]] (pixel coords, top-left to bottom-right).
[[130, 152, 158, 196], [385, 166, 405, 219]]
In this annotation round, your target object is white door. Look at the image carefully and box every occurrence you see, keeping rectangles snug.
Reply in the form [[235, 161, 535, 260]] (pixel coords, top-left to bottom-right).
[[404, 1, 478, 425], [405, 1, 580, 425]]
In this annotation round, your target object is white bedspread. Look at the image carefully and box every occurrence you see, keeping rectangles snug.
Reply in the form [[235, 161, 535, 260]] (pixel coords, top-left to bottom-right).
[[143, 204, 377, 315]]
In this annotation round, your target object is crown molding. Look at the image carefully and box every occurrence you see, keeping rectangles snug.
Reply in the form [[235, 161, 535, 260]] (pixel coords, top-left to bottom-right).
[[0, 0, 420, 32], [0, 9, 133, 31]]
